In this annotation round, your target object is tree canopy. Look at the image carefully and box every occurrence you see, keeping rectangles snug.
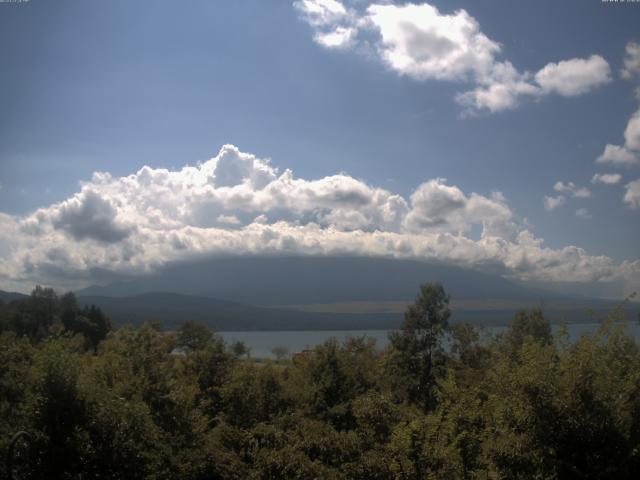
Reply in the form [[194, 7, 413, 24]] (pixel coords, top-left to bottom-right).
[[1, 283, 640, 479]]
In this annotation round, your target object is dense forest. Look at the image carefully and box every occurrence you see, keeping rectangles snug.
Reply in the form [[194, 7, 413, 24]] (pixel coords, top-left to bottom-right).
[[1, 284, 640, 479]]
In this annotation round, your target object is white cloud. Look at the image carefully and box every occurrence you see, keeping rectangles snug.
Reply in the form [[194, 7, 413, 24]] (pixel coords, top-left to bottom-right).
[[624, 108, 640, 151], [621, 41, 640, 79], [596, 105, 640, 167], [596, 144, 638, 166], [544, 195, 566, 211], [458, 55, 610, 113], [365, 3, 499, 81], [293, 0, 356, 49], [294, 0, 349, 27], [575, 208, 592, 219], [315, 26, 357, 48], [548, 181, 590, 202], [210, 145, 277, 188], [402, 179, 512, 236], [0, 145, 637, 295], [216, 214, 241, 226], [554, 181, 576, 193], [572, 187, 591, 199], [294, 1, 611, 114], [534, 55, 611, 97], [591, 173, 622, 185], [624, 178, 640, 209], [595, 100, 640, 209], [403, 179, 465, 229], [456, 61, 540, 113]]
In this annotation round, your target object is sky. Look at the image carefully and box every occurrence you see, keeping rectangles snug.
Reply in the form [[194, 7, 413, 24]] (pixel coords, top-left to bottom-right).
[[0, 0, 639, 296]]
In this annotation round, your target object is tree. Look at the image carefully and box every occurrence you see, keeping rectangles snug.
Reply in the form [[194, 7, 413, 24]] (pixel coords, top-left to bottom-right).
[[222, 363, 287, 428], [9, 286, 59, 340], [60, 291, 79, 330], [231, 340, 250, 358], [30, 286, 58, 329], [386, 283, 450, 411], [0, 298, 7, 333], [31, 338, 85, 478], [59, 292, 111, 349], [177, 320, 214, 351], [449, 321, 491, 380], [500, 307, 552, 357], [271, 345, 289, 362], [81, 304, 111, 348]]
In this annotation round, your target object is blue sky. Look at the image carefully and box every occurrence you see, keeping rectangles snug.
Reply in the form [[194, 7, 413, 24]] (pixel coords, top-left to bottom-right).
[[0, 0, 639, 295]]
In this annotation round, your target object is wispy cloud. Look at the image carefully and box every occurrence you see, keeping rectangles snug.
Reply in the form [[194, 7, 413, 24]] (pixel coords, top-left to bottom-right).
[[597, 144, 639, 167], [546, 181, 590, 209], [624, 178, 640, 209], [575, 208, 592, 219], [592, 173, 623, 185], [554, 181, 575, 193], [544, 195, 566, 211], [294, 1, 612, 114], [572, 187, 591, 199], [596, 105, 640, 167], [621, 41, 640, 80]]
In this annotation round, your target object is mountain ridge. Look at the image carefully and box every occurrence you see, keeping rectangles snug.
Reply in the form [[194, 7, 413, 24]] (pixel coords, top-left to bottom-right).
[[76, 256, 566, 304]]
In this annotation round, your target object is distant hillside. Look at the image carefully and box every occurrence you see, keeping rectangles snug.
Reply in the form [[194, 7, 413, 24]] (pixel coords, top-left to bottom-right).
[[3, 254, 637, 331], [77, 256, 559, 305], [72, 256, 638, 330], [77, 292, 403, 331], [76, 292, 638, 332], [0, 290, 28, 303], [2, 285, 635, 331]]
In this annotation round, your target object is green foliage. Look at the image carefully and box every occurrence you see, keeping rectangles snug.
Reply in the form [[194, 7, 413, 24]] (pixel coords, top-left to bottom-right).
[[230, 339, 250, 357], [222, 362, 288, 428], [176, 320, 214, 351], [1, 287, 111, 349], [386, 282, 450, 411], [271, 345, 289, 362], [290, 336, 379, 430], [499, 306, 552, 357], [2, 284, 640, 479]]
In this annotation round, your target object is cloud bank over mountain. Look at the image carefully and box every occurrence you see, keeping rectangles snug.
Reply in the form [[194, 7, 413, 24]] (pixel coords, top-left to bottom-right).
[[0, 145, 638, 295], [294, 1, 611, 113]]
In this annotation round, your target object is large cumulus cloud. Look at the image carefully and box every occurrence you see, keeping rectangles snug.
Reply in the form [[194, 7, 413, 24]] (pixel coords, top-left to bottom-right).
[[0, 144, 638, 295], [50, 190, 134, 243]]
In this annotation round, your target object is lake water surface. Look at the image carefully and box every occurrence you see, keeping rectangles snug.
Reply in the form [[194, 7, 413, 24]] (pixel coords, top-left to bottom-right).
[[219, 322, 640, 359]]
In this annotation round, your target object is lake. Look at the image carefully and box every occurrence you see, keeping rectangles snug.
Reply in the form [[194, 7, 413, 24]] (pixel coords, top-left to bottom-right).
[[219, 322, 640, 359]]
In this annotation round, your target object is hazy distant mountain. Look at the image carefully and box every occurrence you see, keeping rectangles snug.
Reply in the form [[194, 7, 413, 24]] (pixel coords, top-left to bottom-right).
[[77, 292, 402, 331], [76, 291, 636, 332], [71, 256, 639, 330], [2, 257, 633, 331], [77, 256, 556, 305], [2, 284, 635, 332], [0, 290, 28, 303]]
